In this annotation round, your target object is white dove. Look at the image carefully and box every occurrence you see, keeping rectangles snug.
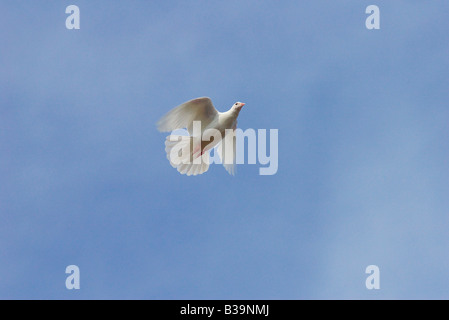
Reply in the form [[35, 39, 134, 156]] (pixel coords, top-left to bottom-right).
[[157, 97, 245, 176]]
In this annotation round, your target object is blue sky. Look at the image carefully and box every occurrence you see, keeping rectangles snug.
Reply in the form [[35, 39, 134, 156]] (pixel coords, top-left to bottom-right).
[[1, 1, 448, 299]]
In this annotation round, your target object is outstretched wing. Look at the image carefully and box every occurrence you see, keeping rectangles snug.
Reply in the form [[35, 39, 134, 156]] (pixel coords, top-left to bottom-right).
[[157, 97, 218, 134]]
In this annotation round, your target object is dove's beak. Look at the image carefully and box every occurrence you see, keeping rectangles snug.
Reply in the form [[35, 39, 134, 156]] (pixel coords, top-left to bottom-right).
[[241, 103, 245, 107]]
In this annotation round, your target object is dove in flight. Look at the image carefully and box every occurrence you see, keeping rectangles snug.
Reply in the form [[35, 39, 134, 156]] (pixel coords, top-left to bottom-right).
[[157, 97, 245, 176]]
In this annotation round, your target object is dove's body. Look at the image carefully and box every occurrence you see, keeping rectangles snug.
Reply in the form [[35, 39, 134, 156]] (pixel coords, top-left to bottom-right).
[[200, 109, 239, 152], [157, 97, 245, 176]]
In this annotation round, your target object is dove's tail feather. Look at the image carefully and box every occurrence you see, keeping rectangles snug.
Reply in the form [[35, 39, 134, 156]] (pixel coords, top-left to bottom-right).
[[164, 135, 210, 176]]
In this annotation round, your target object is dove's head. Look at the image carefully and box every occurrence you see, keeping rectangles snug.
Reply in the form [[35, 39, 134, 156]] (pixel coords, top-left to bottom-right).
[[233, 102, 245, 111]]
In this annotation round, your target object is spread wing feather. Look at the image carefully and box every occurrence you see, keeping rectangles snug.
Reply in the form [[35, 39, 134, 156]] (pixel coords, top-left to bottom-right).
[[157, 97, 218, 135]]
